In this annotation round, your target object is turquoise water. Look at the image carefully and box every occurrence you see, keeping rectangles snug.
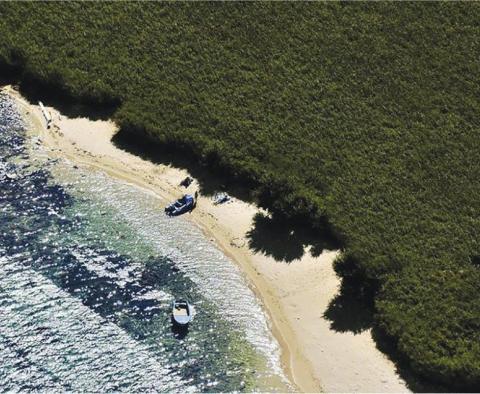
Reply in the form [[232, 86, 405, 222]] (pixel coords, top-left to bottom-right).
[[0, 93, 290, 392]]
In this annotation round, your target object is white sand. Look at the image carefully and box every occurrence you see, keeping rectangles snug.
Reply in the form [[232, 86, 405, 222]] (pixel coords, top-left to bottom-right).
[[4, 85, 409, 393]]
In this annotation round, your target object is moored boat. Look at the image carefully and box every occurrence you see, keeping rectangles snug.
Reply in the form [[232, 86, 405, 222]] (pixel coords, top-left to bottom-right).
[[172, 299, 192, 326]]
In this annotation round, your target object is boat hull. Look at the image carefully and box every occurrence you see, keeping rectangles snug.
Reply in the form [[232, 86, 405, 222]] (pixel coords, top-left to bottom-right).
[[165, 195, 195, 216], [172, 300, 192, 326]]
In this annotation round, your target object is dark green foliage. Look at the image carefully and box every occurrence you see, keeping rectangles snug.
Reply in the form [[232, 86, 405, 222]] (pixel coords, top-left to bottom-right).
[[1, 2, 479, 388], [378, 261, 480, 389]]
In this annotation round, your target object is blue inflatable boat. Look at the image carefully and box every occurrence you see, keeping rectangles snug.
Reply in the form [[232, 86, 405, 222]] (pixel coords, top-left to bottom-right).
[[165, 194, 195, 216]]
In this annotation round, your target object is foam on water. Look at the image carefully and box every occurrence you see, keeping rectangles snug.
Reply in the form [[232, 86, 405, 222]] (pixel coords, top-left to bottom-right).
[[64, 169, 286, 379], [0, 255, 186, 392], [0, 92, 291, 392]]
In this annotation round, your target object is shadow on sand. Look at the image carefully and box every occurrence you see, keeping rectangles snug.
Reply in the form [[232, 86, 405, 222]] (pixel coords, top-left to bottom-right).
[[246, 212, 339, 263], [111, 126, 453, 392], [323, 279, 375, 334], [112, 128, 254, 203], [371, 327, 449, 393], [3, 74, 452, 392], [322, 257, 449, 393], [323, 252, 377, 333], [114, 128, 342, 264], [0, 62, 119, 121]]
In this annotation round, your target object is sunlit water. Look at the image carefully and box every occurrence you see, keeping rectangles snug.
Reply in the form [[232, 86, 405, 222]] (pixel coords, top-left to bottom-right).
[[0, 93, 290, 392]]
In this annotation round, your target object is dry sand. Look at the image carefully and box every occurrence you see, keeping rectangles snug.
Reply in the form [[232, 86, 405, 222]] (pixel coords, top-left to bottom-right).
[[4, 85, 409, 393]]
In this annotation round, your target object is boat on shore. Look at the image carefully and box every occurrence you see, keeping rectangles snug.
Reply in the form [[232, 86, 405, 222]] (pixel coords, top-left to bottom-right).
[[172, 299, 193, 326], [165, 194, 195, 216]]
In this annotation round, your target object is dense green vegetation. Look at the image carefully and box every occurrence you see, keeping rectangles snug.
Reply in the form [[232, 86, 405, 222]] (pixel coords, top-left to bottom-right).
[[1, 2, 479, 389]]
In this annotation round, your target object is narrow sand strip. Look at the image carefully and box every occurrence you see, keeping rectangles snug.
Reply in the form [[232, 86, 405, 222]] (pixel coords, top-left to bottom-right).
[[4, 85, 409, 393]]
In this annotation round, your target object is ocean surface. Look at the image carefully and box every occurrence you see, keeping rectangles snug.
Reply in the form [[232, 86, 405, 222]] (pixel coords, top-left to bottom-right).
[[0, 93, 290, 392]]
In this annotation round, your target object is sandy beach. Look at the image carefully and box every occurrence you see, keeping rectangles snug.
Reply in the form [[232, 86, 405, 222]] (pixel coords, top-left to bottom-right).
[[4, 85, 409, 393]]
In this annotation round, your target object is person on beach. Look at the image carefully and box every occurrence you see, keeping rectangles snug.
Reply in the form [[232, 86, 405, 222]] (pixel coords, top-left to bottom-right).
[[193, 191, 199, 210]]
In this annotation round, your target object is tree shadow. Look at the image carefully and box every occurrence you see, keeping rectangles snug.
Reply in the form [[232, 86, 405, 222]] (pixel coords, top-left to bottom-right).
[[323, 281, 374, 334], [17, 76, 118, 121], [371, 327, 450, 393], [246, 212, 340, 263], [114, 125, 342, 265], [0, 59, 457, 390], [0, 62, 21, 87], [246, 213, 304, 262], [323, 254, 452, 392], [112, 127, 255, 202], [0, 60, 119, 121], [323, 252, 377, 333]]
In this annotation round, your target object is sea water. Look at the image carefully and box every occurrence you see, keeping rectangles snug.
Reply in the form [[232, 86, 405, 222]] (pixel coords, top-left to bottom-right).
[[0, 93, 291, 392]]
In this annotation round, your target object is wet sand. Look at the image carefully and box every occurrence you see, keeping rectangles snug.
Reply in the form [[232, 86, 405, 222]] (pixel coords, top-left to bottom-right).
[[4, 85, 409, 393]]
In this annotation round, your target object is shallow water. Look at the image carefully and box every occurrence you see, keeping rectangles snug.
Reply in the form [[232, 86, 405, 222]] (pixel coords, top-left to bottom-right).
[[0, 93, 290, 392]]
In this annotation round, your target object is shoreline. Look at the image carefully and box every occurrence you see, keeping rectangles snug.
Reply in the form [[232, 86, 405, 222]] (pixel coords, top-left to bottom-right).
[[4, 85, 409, 393]]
